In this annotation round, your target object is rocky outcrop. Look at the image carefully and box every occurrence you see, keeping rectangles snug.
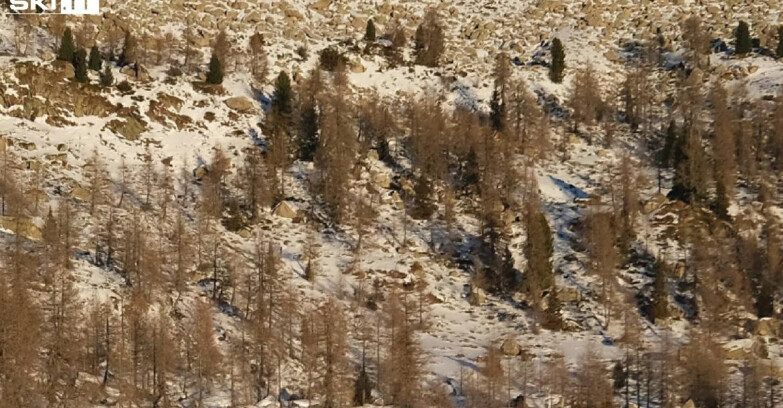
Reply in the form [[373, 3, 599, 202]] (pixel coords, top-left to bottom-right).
[[104, 117, 147, 141], [0, 216, 43, 241]]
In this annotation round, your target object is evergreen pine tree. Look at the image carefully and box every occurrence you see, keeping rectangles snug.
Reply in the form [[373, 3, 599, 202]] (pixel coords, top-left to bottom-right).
[[206, 53, 224, 85], [757, 278, 774, 318], [57, 28, 75, 62], [526, 209, 554, 291], [73, 48, 88, 83], [650, 260, 668, 323], [88, 46, 102, 71], [550, 37, 566, 83], [735, 21, 752, 55], [298, 104, 319, 161], [776, 26, 783, 59], [100, 64, 114, 87], [272, 71, 293, 116], [365, 18, 376, 42], [414, 9, 445, 67]]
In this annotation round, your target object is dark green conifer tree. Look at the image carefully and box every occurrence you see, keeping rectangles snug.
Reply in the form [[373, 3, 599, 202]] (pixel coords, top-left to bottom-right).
[[735, 21, 752, 55], [206, 53, 224, 85], [271, 71, 293, 116], [550, 38, 566, 83], [73, 48, 88, 83], [525, 205, 554, 294], [88, 46, 102, 71], [365, 18, 376, 42], [100, 65, 114, 87], [57, 28, 75, 62]]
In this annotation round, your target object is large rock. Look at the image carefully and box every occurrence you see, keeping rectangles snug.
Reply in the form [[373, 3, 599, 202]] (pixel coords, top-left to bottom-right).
[[500, 338, 522, 356], [52, 60, 75, 79], [193, 165, 209, 180], [104, 117, 147, 141], [469, 287, 486, 306], [244, 10, 263, 23], [273, 201, 298, 219], [309, 0, 332, 12], [725, 344, 749, 360], [70, 186, 91, 202], [224, 96, 257, 113], [120, 65, 150, 82], [755, 318, 780, 337]]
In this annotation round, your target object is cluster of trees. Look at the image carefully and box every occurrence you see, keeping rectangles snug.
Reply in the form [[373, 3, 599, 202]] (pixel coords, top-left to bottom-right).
[[4, 8, 783, 408], [456, 319, 781, 408], [56, 27, 113, 85], [554, 17, 783, 331], [45, 20, 267, 88], [0, 134, 445, 407]]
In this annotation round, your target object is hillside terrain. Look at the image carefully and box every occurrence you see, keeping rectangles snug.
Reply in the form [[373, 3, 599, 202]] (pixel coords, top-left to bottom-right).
[[0, 1, 782, 408]]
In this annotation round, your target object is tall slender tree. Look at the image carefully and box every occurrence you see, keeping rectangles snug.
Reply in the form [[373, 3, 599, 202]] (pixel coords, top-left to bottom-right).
[[776, 26, 783, 59], [57, 27, 75, 62], [735, 21, 753, 55], [88, 45, 102, 71], [206, 53, 224, 85], [550, 38, 565, 83], [365, 18, 376, 42]]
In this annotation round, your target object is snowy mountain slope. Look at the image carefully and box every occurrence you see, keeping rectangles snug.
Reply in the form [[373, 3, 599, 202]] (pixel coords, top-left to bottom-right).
[[0, 0, 782, 407]]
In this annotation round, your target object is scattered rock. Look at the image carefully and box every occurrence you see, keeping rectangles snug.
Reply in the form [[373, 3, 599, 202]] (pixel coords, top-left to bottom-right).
[[469, 287, 486, 306], [52, 60, 75, 79], [755, 318, 780, 337], [224, 96, 257, 113], [120, 65, 150, 82], [194, 165, 209, 180], [309, 0, 332, 12], [273, 201, 298, 219], [70, 186, 91, 202], [104, 117, 147, 141], [500, 338, 522, 356]]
